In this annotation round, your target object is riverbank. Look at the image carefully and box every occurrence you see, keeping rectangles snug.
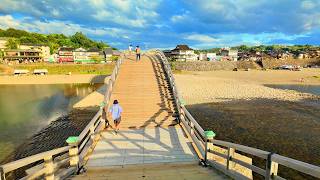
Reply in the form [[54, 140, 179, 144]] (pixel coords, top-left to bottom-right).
[[0, 77, 108, 164], [0, 74, 109, 84], [174, 69, 320, 179], [0, 63, 115, 75], [175, 69, 320, 104]]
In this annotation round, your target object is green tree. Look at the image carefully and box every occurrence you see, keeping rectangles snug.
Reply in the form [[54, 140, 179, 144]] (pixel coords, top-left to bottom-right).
[[5, 38, 19, 49], [70, 32, 93, 48]]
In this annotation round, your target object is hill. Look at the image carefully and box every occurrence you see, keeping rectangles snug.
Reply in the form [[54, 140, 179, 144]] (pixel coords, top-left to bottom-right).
[[0, 28, 111, 54]]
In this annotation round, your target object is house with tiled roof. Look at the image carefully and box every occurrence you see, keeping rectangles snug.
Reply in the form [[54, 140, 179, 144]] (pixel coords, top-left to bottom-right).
[[171, 45, 197, 61]]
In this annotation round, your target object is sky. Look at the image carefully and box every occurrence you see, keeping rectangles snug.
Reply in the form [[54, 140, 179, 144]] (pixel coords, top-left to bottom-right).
[[0, 0, 319, 50]]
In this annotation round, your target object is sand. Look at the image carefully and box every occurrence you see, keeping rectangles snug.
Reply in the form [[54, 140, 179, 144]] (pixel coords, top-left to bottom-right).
[[0, 74, 109, 84], [73, 84, 107, 108], [174, 69, 320, 179], [174, 69, 320, 104]]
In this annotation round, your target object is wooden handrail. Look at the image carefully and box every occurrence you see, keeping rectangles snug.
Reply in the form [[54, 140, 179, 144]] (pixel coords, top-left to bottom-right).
[[271, 154, 320, 178], [0, 55, 124, 180], [210, 139, 269, 159], [1, 146, 70, 173], [155, 50, 320, 179]]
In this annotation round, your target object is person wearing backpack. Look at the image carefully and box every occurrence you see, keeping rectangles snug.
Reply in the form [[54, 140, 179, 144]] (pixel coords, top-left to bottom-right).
[[109, 100, 123, 134]]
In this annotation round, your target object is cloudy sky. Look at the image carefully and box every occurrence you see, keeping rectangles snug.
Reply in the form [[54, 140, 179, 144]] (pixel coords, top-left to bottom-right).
[[0, 0, 319, 49]]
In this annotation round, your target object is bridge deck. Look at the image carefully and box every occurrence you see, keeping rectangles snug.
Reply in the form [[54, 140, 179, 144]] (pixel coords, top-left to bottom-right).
[[80, 54, 228, 179]]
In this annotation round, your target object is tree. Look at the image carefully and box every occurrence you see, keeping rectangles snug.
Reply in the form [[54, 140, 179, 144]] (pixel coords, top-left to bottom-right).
[[5, 38, 19, 49], [70, 32, 93, 48], [0, 28, 111, 53]]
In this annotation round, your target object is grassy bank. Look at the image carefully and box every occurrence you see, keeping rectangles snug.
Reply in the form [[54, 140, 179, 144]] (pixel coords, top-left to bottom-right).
[[5, 63, 115, 75]]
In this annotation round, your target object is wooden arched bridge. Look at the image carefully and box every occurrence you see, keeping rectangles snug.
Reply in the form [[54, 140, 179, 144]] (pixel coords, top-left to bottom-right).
[[1, 51, 319, 180]]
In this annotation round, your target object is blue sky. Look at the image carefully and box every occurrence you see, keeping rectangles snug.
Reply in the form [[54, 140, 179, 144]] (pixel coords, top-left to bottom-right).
[[0, 0, 319, 49]]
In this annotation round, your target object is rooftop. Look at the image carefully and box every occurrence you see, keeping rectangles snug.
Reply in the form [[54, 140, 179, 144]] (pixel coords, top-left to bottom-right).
[[59, 47, 75, 51], [4, 49, 41, 52], [172, 45, 193, 51]]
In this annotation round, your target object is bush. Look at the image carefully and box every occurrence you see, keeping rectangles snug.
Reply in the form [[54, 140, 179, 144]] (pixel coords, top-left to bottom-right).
[[110, 56, 119, 61]]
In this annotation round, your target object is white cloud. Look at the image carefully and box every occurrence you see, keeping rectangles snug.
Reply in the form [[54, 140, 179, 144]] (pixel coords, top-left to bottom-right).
[[170, 11, 190, 23], [301, 0, 317, 9], [90, 0, 160, 28], [0, 15, 132, 38], [171, 15, 186, 23], [185, 34, 218, 43], [0, 15, 21, 29]]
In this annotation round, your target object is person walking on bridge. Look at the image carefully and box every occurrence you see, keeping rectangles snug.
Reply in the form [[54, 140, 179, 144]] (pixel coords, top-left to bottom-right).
[[109, 100, 123, 134], [128, 44, 133, 55], [135, 45, 141, 61]]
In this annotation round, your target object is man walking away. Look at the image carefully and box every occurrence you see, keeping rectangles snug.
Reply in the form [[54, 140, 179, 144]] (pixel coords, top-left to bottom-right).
[[109, 100, 123, 134], [135, 45, 141, 61], [129, 44, 133, 55]]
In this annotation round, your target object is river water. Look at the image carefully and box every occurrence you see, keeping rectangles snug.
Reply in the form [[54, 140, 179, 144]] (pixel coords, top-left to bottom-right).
[[265, 84, 320, 96], [0, 83, 102, 162]]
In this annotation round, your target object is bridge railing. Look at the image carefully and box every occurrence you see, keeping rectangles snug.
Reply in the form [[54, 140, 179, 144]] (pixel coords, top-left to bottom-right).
[[155, 50, 320, 180], [0, 55, 123, 180]]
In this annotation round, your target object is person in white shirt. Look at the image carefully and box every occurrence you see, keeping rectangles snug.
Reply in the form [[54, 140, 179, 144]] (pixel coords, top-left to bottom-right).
[[109, 100, 123, 134], [128, 44, 133, 55]]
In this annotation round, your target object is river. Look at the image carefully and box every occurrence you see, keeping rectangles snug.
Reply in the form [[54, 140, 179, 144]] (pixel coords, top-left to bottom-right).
[[0, 83, 102, 162], [265, 84, 320, 96]]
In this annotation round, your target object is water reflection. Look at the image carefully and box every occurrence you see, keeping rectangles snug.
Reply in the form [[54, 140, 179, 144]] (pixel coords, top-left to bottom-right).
[[0, 83, 102, 162]]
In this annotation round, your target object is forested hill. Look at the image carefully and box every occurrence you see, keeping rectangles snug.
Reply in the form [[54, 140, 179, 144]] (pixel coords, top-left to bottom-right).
[[0, 28, 111, 53]]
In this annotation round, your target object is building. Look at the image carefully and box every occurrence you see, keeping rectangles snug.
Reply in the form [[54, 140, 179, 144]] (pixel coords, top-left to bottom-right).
[[3, 49, 41, 63], [58, 47, 74, 63], [102, 48, 113, 61], [86, 47, 104, 63], [198, 53, 207, 61], [163, 50, 172, 58], [73, 47, 92, 63], [207, 53, 217, 61], [171, 45, 197, 61], [20, 44, 50, 61], [221, 48, 238, 61]]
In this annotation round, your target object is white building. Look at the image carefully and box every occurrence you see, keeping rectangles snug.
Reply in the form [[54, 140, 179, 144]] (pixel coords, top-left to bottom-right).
[[207, 53, 217, 61], [198, 53, 207, 61], [221, 48, 238, 61], [20, 44, 51, 61], [171, 45, 197, 61]]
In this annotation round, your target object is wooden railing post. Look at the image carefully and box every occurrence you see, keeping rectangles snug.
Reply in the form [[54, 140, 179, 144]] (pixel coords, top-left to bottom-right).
[[90, 125, 95, 141], [227, 147, 235, 170], [67, 141, 79, 173], [190, 121, 194, 135], [204, 131, 216, 162], [44, 156, 54, 180], [266, 153, 278, 179], [0, 167, 5, 180], [204, 137, 208, 163]]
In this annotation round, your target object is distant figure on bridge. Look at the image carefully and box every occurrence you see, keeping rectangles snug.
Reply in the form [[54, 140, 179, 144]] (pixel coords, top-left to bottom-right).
[[109, 100, 123, 134], [135, 45, 141, 61], [128, 44, 133, 55]]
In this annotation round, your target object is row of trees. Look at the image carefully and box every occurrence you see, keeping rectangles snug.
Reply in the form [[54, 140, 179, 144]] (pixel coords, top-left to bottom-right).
[[196, 44, 319, 54], [0, 28, 111, 54]]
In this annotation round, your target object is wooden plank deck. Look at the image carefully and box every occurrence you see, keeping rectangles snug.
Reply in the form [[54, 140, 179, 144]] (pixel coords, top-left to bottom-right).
[[108, 54, 177, 128], [73, 163, 230, 180], [77, 54, 228, 179]]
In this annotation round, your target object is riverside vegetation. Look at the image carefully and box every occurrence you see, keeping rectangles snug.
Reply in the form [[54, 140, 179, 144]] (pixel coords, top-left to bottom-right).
[[0, 28, 113, 53]]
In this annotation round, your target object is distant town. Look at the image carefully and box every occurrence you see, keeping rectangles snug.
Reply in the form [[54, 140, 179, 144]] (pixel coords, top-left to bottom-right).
[[164, 44, 320, 63], [0, 37, 120, 64]]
